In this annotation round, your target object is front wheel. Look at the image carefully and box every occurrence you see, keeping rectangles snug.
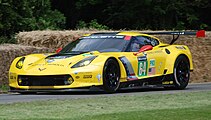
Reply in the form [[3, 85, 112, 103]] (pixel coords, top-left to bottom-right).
[[103, 59, 120, 93]]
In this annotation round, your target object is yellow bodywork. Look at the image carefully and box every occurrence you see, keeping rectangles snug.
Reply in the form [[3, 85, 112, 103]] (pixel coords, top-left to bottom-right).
[[9, 32, 193, 90]]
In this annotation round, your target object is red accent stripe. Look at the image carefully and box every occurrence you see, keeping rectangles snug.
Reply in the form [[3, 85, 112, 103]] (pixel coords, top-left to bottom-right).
[[124, 36, 131, 40], [130, 73, 135, 76]]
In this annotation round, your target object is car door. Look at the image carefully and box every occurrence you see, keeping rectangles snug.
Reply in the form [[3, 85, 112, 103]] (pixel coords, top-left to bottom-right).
[[129, 36, 167, 79]]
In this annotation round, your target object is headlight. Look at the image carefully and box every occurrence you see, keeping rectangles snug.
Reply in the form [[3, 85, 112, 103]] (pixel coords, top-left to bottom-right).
[[16, 57, 25, 69], [71, 56, 97, 68]]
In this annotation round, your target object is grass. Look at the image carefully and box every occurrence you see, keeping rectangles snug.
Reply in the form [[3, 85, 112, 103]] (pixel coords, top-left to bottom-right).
[[0, 91, 211, 120], [0, 84, 9, 93]]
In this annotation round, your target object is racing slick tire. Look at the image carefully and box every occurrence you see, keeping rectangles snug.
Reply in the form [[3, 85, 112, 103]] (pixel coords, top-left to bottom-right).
[[103, 58, 120, 93], [164, 55, 190, 90]]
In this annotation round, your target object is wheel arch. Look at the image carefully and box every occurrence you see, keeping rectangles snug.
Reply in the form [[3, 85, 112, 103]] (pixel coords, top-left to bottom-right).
[[105, 57, 128, 81], [165, 53, 193, 75]]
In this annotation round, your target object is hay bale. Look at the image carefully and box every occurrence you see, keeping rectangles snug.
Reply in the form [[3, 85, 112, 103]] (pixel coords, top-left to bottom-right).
[[0, 44, 53, 85], [16, 30, 99, 50]]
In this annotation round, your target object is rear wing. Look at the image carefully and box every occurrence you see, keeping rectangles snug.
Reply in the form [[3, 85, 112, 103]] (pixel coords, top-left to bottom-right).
[[142, 30, 205, 44]]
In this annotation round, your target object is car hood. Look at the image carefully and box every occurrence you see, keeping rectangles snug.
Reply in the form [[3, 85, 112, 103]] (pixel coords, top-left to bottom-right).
[[21, 52, 99, 75]]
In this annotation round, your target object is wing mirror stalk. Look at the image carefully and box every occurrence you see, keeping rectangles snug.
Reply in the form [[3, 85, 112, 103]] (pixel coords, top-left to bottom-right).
[[133, 45, 153, 56], [56, 47, 62, 53]]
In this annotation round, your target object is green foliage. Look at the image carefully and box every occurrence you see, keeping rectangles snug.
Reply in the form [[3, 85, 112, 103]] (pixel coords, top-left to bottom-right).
[[200, 23, 208, 30], [175, 21, 185, 30], [0, 0, 65, 43], [76, 20, 87, 29], [0, 36, 16, 44], [75, 0, 103, 9], [59, 0, 210, 30], [76, 19, 109, 30], [0, 84, 9, 93]]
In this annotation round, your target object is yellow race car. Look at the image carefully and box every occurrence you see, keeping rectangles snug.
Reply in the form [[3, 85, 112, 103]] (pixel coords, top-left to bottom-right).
[[9, 30, 205, 93]]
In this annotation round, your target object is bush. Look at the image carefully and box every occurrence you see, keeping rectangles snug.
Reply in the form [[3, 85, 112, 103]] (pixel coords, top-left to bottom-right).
[[0, 0, 66, 43], [0, 36, 16, 44], [76, 19, 109, 30]]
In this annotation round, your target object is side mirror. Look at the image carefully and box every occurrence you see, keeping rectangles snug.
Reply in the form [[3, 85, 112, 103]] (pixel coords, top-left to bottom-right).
[[139, 45, 153, 52], [56, 47, 62, 53], [133, 45, 153, 56]]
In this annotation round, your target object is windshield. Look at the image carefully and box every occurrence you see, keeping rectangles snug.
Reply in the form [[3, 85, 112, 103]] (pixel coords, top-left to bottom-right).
[[60, 36, 128, 53]]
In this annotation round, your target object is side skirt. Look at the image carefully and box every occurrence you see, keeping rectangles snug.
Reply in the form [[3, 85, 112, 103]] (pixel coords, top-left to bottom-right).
[[119, 74, 175, 89]]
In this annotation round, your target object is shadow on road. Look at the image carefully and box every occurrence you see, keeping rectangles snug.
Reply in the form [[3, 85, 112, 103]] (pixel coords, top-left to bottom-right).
[[11, 86, 193, 95]]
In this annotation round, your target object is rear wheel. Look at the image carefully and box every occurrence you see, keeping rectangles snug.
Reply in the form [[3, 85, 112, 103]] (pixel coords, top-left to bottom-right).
[[164, 56, 190, 90], [103, 59, 120, 93]]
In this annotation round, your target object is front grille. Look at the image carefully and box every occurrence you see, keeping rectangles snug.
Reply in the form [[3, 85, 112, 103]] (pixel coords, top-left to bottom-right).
[[18, 75, 73, 86]]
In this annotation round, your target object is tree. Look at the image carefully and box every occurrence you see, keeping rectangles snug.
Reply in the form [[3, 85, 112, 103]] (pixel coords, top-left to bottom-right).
[[0, 0, 65, 43], [52, 0, 211, 30]]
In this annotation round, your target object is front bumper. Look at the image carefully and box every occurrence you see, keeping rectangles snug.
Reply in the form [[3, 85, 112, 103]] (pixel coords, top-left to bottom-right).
[[9, 86, 103, 93], [17, 75, 73, 86]]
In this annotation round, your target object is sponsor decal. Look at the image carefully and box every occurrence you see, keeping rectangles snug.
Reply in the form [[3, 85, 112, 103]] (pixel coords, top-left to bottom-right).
[[162, 81, 174, 85], [138, 55, 148, 77], [79, 72, 92, 74], [158, 62, 162, 72], [138, 61, 148, 76], [47, 64, 64, 67], [83, 35, 124, 39], [83, 75, 92, 79], [32, 64, 45, 66], [49, 56, 70, 59], [75, 76, 80, 79], [148, 59, 156, 76], [28, 63, 33, 66], [147, 50, 163, 54], [150, 59, 155, 67], [97, 74, 101, 82], [47, 59, 55, 63], [38, 68, 46, 71], [148, 67, 155, 76], [138, 56, 147, 61], [82, 53, 93, 57], [9, 73, 16, 80], [127, 76, 138, 81], [74, 71, 78, 75], [175, 46, 186, 50]]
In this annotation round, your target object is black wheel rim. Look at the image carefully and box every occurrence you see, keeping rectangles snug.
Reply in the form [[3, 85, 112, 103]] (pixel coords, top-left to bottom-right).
[[175, 60, 190, 86], [105, 63, 120, 89]]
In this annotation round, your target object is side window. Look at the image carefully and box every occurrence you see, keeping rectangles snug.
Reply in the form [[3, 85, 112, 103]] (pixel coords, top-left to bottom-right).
[[129, 37, 146, 52], [146, 37, 159, 46], [127, 36, 159, 52], [136, 36, 159, 47]]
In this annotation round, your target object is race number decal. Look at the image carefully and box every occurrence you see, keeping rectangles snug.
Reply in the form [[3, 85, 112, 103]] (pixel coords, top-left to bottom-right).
[[138, 61, 148, 76]]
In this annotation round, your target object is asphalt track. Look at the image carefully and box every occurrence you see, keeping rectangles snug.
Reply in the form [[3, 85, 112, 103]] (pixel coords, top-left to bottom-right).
[[0, 83, 211, 104]]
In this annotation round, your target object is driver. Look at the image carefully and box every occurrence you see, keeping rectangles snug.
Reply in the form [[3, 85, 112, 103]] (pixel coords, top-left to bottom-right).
[[131, 41, 140, 52]]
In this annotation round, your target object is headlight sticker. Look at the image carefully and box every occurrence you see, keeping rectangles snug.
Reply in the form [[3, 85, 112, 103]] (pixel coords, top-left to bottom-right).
[[71, 56, 97, 68], [16, 57, 25, 69]]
